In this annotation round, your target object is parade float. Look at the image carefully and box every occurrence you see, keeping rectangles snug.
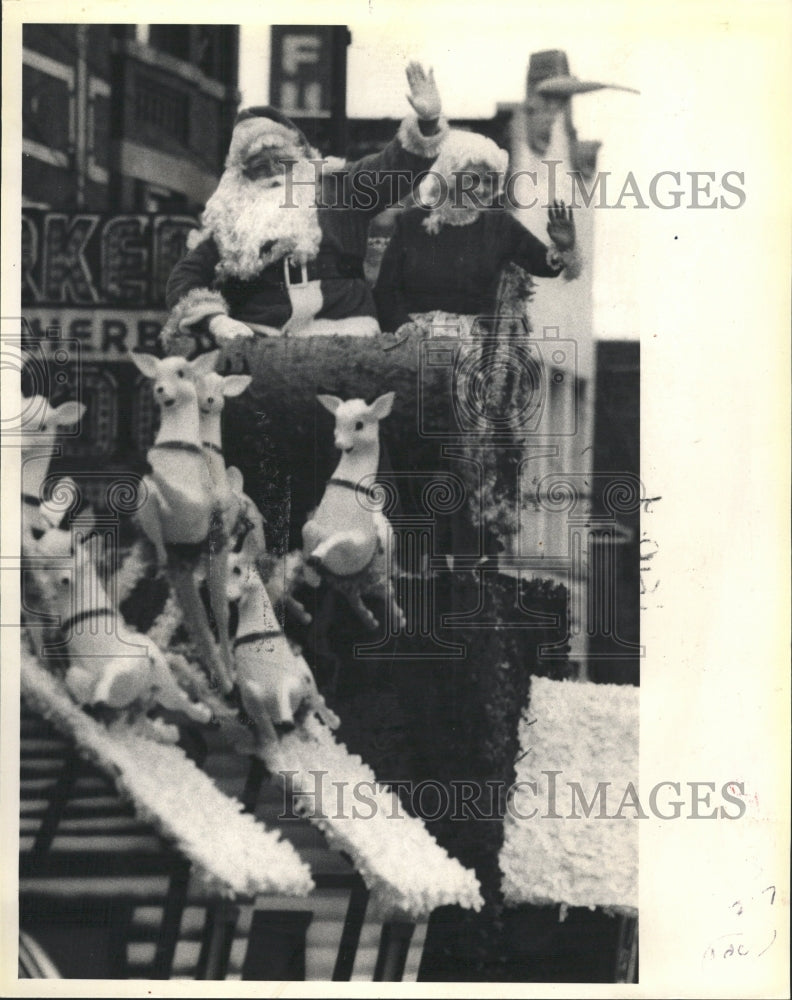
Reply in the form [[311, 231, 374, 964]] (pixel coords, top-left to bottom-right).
[[17, 47, 639, 983], [17, 258, 588, 981], [18, 361, 485, 980], [17, 226, 633, 986], [17, 241, 641, 981]]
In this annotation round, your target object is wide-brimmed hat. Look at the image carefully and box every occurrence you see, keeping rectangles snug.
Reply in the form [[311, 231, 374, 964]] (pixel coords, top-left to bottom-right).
[[527, 49, 640, 97]]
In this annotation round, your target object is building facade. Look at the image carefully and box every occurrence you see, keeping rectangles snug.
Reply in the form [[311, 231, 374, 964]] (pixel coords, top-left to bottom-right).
[[22, 24, 239, 214]]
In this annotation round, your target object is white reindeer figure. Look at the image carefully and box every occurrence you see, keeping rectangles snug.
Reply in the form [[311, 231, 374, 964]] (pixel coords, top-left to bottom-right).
[[20, 395, 85, 553], [129, 350, 234, 694], [261, 549, 313, 626], [301, 393, 405, 631], [226, 549, 338, 761], [193, 361, 312, 625], [192, 361, 267, 554], [33, 525, 211, 723]]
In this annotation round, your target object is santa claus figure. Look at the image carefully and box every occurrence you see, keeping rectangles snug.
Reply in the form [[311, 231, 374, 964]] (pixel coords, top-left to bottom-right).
[[163, 63, 448, 346]]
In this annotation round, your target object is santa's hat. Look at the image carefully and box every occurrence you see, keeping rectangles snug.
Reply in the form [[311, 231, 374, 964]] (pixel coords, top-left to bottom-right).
[[232, 105, 311, 153]]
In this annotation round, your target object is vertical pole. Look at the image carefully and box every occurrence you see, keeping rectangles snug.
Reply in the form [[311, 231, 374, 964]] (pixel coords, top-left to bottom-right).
[[196, 899, 241, 980], [373, 920, 415, 981], [614, 912, 639, 983], [329, 27, 351, 157], [31, 748, 79, 856], [150, 855, 192, 979], [75, 26, 89, 209], [332, 875, 369, 980], [241, 755, 266, 814]]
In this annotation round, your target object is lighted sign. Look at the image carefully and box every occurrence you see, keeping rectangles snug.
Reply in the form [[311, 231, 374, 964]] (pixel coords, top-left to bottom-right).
[[22, 211, 198, 308], [270, 25, 348, 120]]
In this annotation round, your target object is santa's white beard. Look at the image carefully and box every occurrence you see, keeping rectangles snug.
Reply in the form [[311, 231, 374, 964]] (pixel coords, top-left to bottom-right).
[[188, 159, 323, 279]]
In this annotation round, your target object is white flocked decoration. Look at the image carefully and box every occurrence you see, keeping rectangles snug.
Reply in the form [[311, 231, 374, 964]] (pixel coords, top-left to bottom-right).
[[20, 645, 314, 899], [500, 676, 638, 913], [273, 715, 484, 920]]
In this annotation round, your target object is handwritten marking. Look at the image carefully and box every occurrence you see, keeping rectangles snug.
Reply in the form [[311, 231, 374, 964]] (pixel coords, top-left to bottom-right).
[[702, 884, 777, 967]]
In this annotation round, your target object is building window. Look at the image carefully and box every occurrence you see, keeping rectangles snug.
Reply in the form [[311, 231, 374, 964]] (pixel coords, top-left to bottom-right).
[[22, 64, 73, 155], [148, 25, 191, 62], [134, 75, 189, 144], [195, 25, 237, 85], [88, 77, 111, 177], [89, 93, 110, 170]]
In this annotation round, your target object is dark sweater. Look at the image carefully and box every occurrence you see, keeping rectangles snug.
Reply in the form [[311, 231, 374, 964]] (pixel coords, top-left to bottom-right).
[[373, 207, 562, 332]]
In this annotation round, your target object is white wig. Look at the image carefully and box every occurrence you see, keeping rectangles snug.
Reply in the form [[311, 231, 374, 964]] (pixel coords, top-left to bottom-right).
[[417, 129, 510, 232]]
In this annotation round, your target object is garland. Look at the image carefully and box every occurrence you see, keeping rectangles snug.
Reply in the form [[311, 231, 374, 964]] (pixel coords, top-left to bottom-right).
[[272, 715, 484, 920], [146, 594, 183, 650], [20, 646, 314, 900], [111, 541, 150, 606]]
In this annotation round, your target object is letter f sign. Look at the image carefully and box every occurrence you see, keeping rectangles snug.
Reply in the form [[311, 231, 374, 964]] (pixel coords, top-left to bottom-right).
[[282, 35, 320, 74]]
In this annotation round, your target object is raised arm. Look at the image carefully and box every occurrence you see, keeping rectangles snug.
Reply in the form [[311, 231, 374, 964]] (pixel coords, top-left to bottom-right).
[[504, 201, 582, 280], [343, 62, 449, 215]]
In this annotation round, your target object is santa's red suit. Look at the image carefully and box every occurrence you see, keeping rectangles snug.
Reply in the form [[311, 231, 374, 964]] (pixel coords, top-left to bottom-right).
[[163, 106, 449, 345]]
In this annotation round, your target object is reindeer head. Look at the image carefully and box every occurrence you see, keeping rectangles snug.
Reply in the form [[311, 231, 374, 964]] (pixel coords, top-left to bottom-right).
[[226, 548, 258, 603], [33, 516, 103, 612], [317, 392, 395, 455], [191, 354, 251, 419], [20, 396, 86, 455], [130, 351, 220, 411], [31, 525, 73, 605], [23, 477, 80, 544]]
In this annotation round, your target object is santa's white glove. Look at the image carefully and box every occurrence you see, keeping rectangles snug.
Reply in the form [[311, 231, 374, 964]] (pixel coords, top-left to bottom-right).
[[208, 315, 255, 342], [405, 62, 442, 120]]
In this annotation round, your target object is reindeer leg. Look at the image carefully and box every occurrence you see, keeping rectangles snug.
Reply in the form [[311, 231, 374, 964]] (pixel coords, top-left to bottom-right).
[[135, 483, 168, 566], [206, 539, 235, 687], [286, 594, 312, 626], [309, 691, 340, 730], [382, 586, 407, 632], [345, 588, 380, 631], [392, 594, 407, 632], [167, 563, 234, 694], [379, 577, 407, 632], [366, 569, 407, 632], [148, 653, 212, 724], [237, 680, 281, 761]]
